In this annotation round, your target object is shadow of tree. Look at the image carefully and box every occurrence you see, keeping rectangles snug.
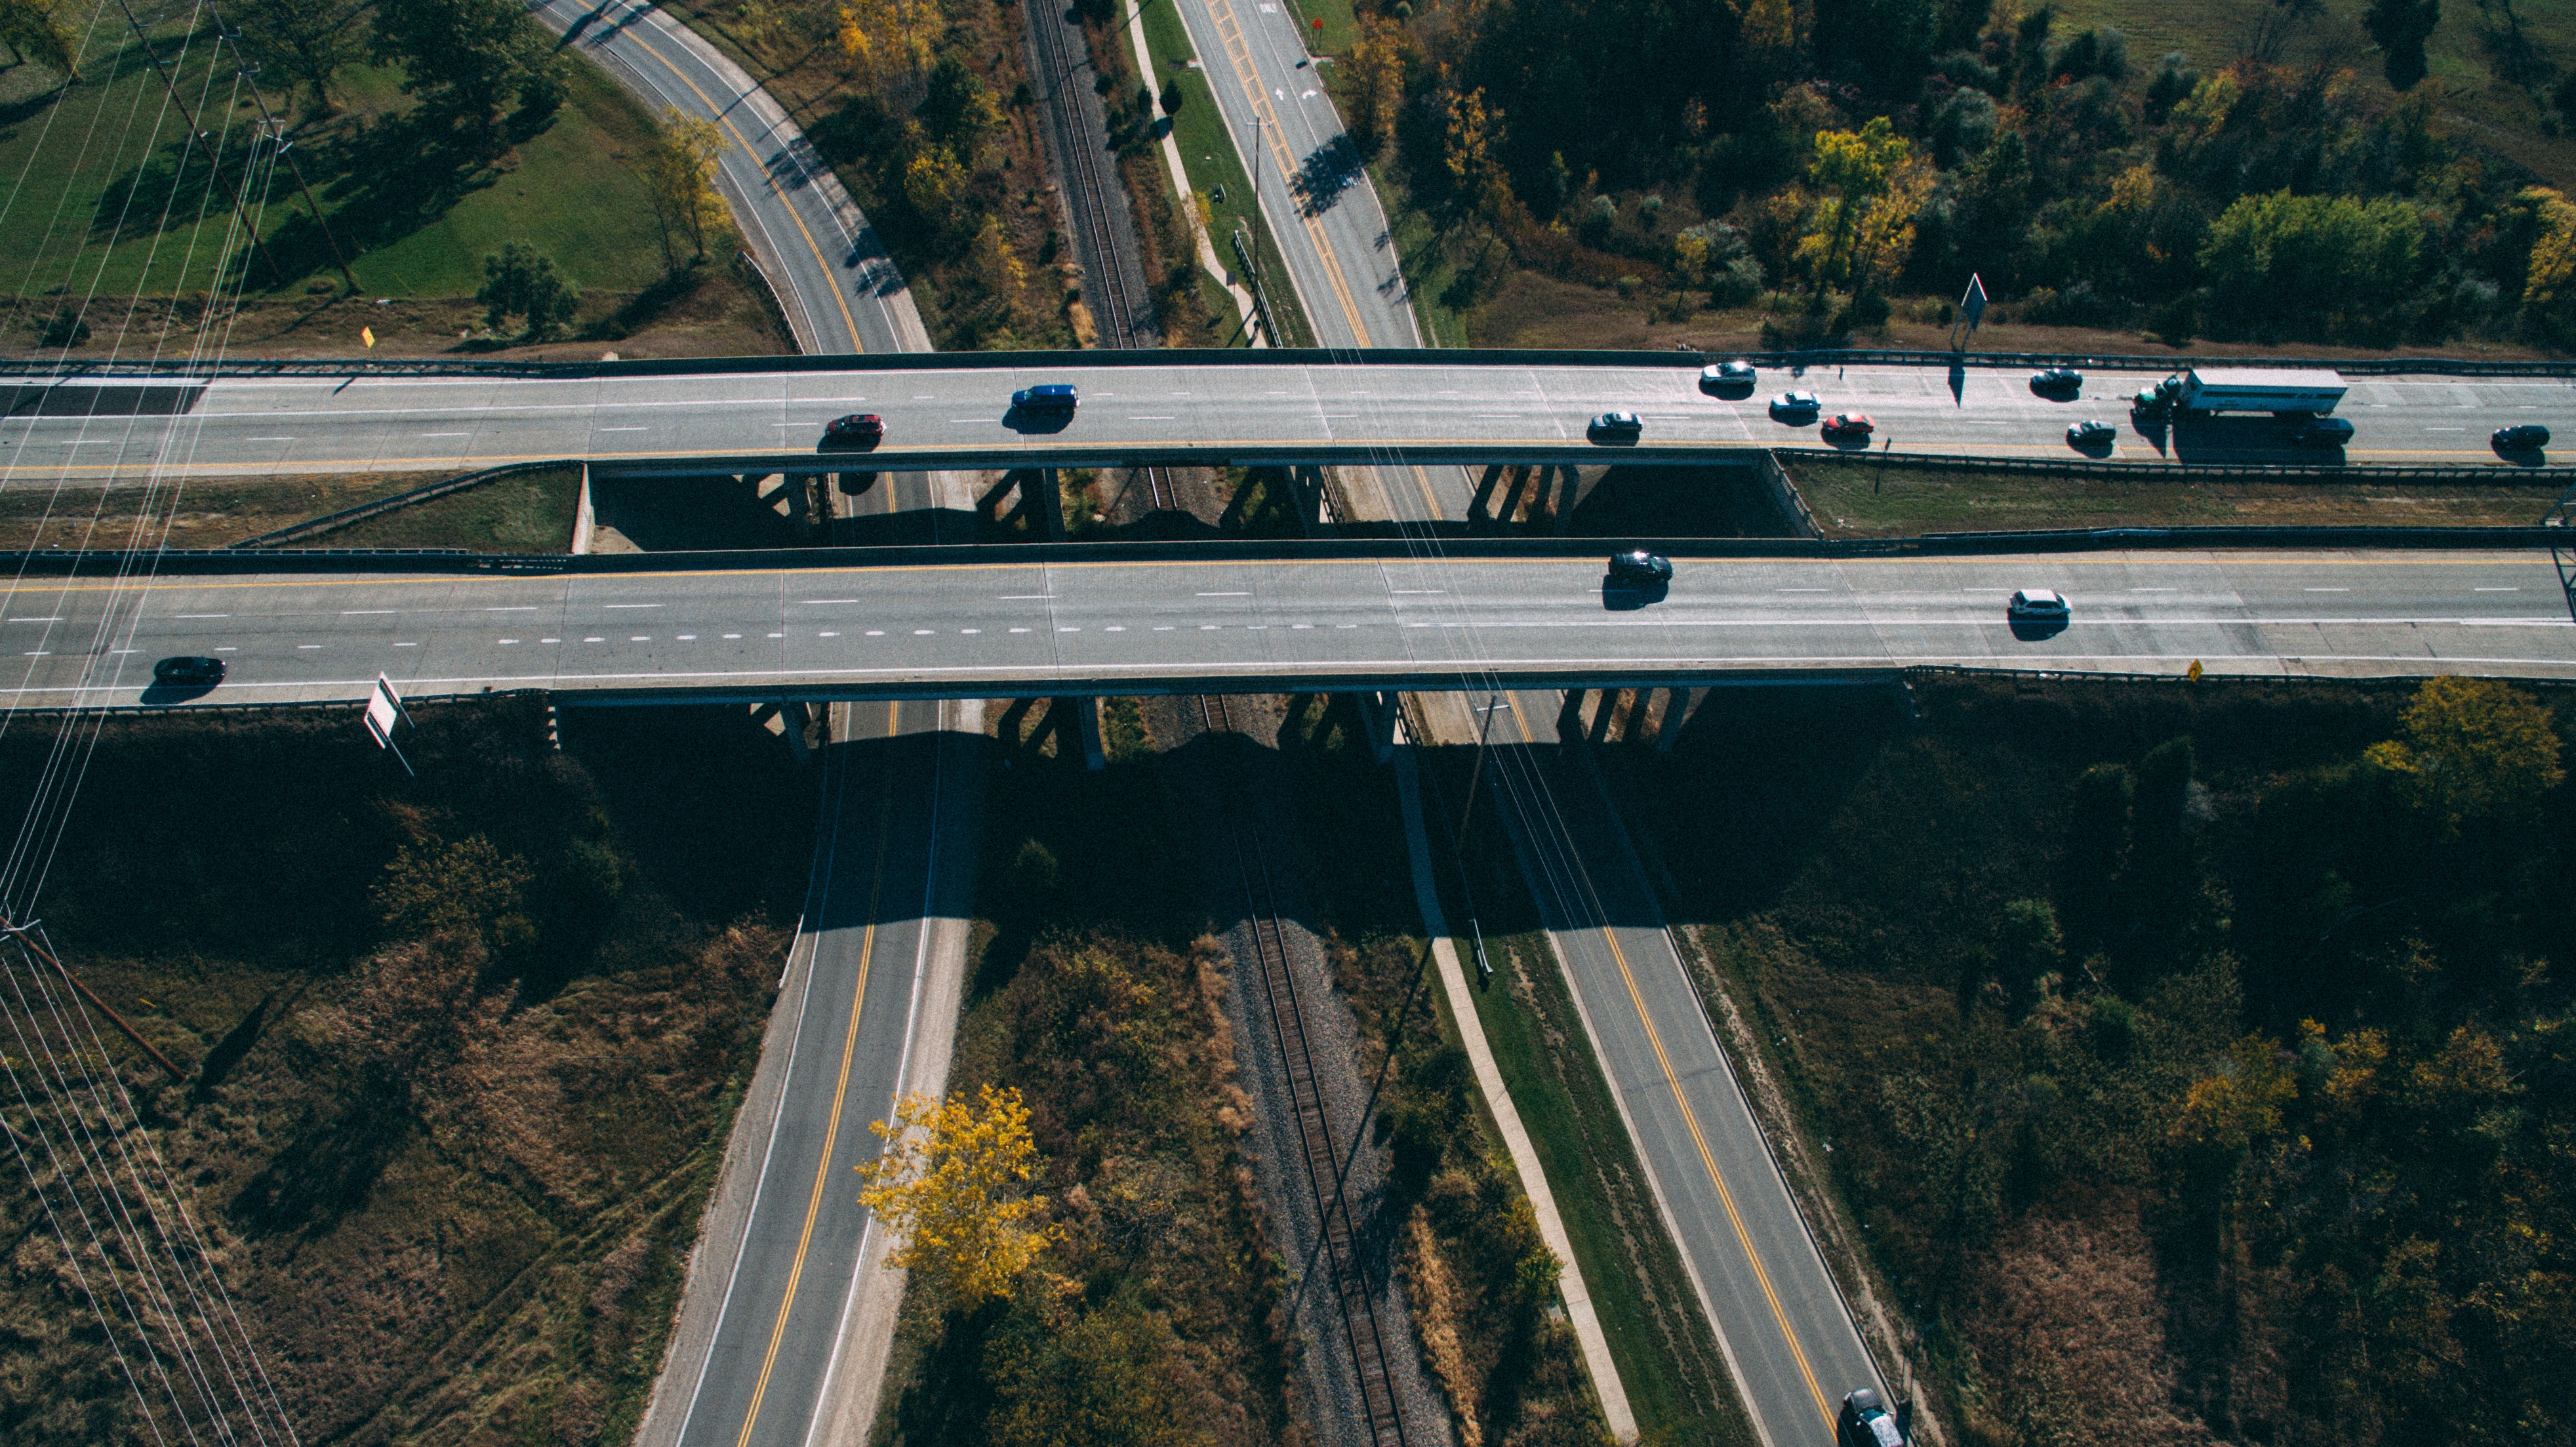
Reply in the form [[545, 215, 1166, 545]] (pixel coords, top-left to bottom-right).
[[87, 102, 545, 287]]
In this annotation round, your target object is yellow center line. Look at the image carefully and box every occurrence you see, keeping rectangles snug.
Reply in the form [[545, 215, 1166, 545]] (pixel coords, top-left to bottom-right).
[[1203, 0, 1375, 344], [731, 703, 898, 1447], [613, 10, 866, 354], [1506, 701, 1834, 1428]]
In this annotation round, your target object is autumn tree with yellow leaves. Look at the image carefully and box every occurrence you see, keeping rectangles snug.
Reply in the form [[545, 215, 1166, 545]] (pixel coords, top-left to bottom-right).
[[856, 1084, 1057, 1306], [641, 108, 732, 271]]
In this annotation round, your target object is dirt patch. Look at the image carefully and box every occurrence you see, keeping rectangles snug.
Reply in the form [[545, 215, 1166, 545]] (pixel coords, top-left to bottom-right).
[[0, 265, 792, 364], [1784, 458, 2566, 536], [0, 472, 434, 550]]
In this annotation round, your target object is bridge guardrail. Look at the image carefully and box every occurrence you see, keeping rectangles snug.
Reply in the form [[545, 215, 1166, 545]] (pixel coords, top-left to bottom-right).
[[4, 346, 2573, 384], [225, 460, 576, 548], [9, 523, 2562, 579], [1773, 448, 2576, 485]]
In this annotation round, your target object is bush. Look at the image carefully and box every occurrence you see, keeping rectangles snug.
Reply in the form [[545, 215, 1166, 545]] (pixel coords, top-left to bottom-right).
[[477, 242, 582, 339], [35, 306, 89, 348]]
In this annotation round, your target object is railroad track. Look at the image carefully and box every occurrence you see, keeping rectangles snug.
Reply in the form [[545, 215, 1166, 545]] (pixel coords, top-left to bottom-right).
[[1024, 0, 1188, 516], [1197, 693, 1411, 1447]]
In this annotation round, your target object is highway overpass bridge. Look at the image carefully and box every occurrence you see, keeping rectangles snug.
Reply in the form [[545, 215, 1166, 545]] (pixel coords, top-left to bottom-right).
[[5, 354, 2574, 483], [3, 548, 2569, 713]]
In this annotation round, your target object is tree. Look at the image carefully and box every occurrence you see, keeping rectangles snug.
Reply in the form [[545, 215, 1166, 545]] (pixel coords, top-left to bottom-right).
[[836, 0, 936, 83], [2198, 190, 2425, 340], [230, 0, 367, 113], [1344, 16, 1405, 159], [0, 0, 79, 79], [2364, 676, 2566, 824], [2364, 0, 2440, 90], [1796, 117, 1916, 298], [2519, 186, 2576, 338], [2170, 1032, 2297, 1153], [642, 108, 731, 270], [371, 0, 562, 139], [476, 243, 581, 338], [856, 1084, 1056, 1307]]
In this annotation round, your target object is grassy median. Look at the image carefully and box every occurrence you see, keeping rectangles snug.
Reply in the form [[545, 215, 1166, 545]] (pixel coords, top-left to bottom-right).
[[1786, 457, 2567, 537]]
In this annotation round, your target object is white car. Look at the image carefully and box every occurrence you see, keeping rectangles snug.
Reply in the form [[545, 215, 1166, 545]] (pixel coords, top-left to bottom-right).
[[2007, 588, 2071, 621], [1701, 359, 1758, 389]]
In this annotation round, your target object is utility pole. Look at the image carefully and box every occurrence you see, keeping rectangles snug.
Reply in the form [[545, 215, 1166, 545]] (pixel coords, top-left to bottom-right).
[[107, 0, 291, 288], [226, 49, 361, 293], [1, 922, 188, 1082], [1457, 691, 1505, 842]]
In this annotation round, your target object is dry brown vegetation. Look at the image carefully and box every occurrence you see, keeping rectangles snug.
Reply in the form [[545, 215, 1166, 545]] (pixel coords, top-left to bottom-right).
[[0, 699, 818, 1446]]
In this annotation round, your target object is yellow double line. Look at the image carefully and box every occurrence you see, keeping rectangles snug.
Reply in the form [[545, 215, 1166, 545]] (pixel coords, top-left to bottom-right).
[[1508, 701, 1836, 1431], [1203, 0, 1376, 346], [598, 1, 866, 353], [730, 703, 901, 1447]]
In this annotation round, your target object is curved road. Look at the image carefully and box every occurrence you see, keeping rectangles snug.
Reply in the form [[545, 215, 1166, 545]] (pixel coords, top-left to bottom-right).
[[533, 0, 929, 356]]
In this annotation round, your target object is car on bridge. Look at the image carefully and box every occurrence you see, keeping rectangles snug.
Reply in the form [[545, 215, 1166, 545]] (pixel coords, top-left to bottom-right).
[[1606, 549, 1673, 585], [820, 413, 884, 449], [2030, 366, 2083, 395], [1011, 382, 1079, 411], [1822, 411, 1874, 439], [1769, 390, 1821, 420], [2007, 588, 2070, 621], [2495, 423, 2551, 453], [151, 656, 226, 688], [1589, 411, 1643, 439], [2066, 418, 2118, 448], [1701, 359, 1757, 390]]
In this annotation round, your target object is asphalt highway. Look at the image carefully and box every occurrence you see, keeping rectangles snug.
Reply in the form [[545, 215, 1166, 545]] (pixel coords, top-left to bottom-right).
[[1487, 687, 1885, 1446], [1172, 0, 1420, 351], [4, 550, 2566, 710], [531, 0, 927, 356], [6, 361, 2567, 483]]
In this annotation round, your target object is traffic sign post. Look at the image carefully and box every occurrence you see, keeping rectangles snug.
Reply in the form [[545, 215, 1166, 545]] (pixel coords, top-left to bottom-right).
[[1950, 274, 1988, 352], [363, 673, 416, 776]]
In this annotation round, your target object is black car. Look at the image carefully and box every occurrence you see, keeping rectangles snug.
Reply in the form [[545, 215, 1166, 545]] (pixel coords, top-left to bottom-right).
[[2030, 367, 2084, 394], [1011, 382, 1079, 411], [1606, 549, 1672, 584], [2066, 418, 2118, 447], [1589, 411, 1643, 439], [820, 413, 884, 449], [151, 655, 225, 687], [2291, 417, 2354, 447], [1838, 1389, 1903, 1447], [2495, 423, 2551, 452]]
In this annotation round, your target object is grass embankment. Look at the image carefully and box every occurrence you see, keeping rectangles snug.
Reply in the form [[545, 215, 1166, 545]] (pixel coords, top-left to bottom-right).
[[1600, 676, 2576, 1446], [0, 698, 818, 1446], [0, 15, 664, 302], [1786, 458, 2567, 536], [1415, 745, 1759, 1447], [0, 472, 422, 550], [321, 464, 582, 552], [1138, 0, 1319, 347]]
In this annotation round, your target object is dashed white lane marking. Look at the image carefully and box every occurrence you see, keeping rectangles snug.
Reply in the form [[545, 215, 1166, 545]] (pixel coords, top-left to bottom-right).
[[1198, 591, 1249, 596], [605, 603, 662, 609]]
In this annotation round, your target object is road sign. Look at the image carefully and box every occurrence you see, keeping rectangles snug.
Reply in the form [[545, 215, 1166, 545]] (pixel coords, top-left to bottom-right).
[[2187, 659, 2204, 680], [364, 674, 416, 774], [1960, 274, 1988, 331]]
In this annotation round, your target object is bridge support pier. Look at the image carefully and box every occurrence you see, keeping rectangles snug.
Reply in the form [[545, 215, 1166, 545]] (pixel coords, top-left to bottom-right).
[[1468, 463, 1505, 525], [1070, 695, 1104, 770], [1554, 465, 1582, 534], [1655, 687, 1695, 754], [1352, 690, 1401, 764], [1588, 687, 1620, 746], [1037, 467, 1066, 541], [1291, 464, 1334, 529]]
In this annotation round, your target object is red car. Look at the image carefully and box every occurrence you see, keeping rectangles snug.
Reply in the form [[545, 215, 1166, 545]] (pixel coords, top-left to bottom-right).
[[822, 413, 885, 449], [1823, 412, 1874, 438]]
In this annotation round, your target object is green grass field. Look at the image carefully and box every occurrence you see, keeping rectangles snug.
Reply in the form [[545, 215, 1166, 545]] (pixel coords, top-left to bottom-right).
[[0, 10, 667, 303], [1136, 0, 1318, 346], [1786, 459, 2568, 536], [321, 465, 581, 551]]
